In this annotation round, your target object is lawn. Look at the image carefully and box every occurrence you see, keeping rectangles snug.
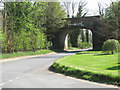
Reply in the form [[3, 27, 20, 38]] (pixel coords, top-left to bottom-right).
[[1, 49, 53, 59], [50, 50, 120, 86], [56, 53, 119, 76], [68, 47, 80, 50], [76, 50, 102, 54]]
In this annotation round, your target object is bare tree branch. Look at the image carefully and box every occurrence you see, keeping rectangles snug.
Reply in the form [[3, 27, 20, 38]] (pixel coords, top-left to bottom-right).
[[63, 1, 71, 18], [71, 0, 77, 17]]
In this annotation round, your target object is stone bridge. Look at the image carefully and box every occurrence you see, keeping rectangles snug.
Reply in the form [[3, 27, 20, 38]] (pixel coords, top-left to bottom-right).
[[52, 16, 118, 51]]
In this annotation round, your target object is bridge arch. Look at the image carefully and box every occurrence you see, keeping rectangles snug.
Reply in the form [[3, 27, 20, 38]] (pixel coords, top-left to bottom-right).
[[52, 16, 114, 51]]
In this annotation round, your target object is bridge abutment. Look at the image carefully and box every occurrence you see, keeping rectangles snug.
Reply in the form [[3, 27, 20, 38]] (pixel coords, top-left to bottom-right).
[[92, 32, 103, 50], [52, 31, 69, 50]]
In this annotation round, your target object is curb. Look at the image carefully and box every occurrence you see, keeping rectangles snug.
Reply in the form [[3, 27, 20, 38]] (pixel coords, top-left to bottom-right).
[[1, 52, 56, 62], [49, 62, 120, 87]]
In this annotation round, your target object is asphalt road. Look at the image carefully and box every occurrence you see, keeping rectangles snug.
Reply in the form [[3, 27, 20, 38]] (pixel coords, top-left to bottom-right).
[[0, 49, 118, 88]]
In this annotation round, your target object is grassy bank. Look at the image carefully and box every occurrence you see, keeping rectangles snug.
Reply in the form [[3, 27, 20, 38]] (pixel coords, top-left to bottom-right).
[[50, 51, 120, 86], [1, 49, 53, 59]]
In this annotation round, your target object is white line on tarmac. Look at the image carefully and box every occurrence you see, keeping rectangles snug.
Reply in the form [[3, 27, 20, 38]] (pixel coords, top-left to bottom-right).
[[0, 67, 47, 86], [0, 76, 24, 86]]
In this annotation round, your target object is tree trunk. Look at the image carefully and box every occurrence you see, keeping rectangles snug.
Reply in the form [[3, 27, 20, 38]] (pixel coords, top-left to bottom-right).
[[111, 51, 114, 54]]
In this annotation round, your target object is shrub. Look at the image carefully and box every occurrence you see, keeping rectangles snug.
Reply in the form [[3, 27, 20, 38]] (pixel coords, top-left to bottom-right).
[[102, 39, 119, 54], [118, 40, 120, 43], [119, 43, 120, 53], [77, 41, 92, 49]]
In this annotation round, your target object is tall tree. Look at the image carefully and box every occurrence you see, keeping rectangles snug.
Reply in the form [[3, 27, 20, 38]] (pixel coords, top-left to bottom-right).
[[45, 2, 66, 41], [69, 0, 87, 47], [62, 1, 71, 18], [1, 1, 66, 53], [80, 29, 85, 42], [71, 0, 77, 18], [86, 29, 89, 43], [98, 1, 120, 40], [104, 1, 120, 34], [77, 1, 87, 17], [98, 3, 104, 16]]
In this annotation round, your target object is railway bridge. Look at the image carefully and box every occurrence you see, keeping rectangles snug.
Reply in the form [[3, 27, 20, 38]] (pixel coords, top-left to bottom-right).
[[52, 16, 118, 50]]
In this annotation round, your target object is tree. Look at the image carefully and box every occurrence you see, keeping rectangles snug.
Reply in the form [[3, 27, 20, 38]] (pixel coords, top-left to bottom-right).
[[98, 3, 104, 17], [105, 1, 120, 39], [69, 0, 87, 47], [77, 1, 87, 17], [69, 30, 80, 47], [44, 2, 66, 42], [80, 29, 85, 42], [102, 39, 119, 54], [98, 1, 120, 40], [86, 29, 89, 43], [104, 1, 120, 28], [71, 0, 77, 18], [62, 1, 71, 18], [1, 1, 66, 53]]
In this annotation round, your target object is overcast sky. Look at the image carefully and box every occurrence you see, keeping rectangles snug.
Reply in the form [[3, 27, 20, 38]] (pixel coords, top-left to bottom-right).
[[60, 0, 118, 16]]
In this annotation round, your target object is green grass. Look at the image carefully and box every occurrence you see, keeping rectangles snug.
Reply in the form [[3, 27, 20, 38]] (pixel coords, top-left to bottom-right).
[[1, 49, 53, 59], [76, 50, 102, 54], [50, 51, 120, 86], [56, 54, 119, 76], [68, 47, 80, 50]]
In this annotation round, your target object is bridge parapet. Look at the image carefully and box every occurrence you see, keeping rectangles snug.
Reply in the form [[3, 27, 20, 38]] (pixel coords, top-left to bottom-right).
[[64, 16, 101, 30]]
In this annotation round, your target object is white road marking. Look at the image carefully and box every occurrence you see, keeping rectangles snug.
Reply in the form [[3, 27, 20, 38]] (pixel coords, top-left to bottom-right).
[[1, 65, 118, 88], [0, 67, 48, 86], [0, 75, 25, 86]]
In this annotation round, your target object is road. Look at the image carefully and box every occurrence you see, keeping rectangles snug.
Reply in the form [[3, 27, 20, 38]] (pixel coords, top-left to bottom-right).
[[0, 49, 118, 88]]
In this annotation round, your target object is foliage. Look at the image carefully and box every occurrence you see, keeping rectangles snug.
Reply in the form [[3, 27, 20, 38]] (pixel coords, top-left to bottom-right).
[[86, 29, 89, 43], [80, 29, 86, 42], [68, 47, 79, 50], [65, 1, 89, 48], [69, 30, 80, 47], [102, 39, 119, 54], [119, 43, 120, 53], [77, 1, 87, 17], [50, 51, 119, 86], [1, 2, 66, 53], [100, 1, 120, 40], [77, 31, 92, 49], [2, 2, 47, 53], [45, 2, 66, 41], [104, 1, 120, 31], [77, 41, 92, 49], [118, 40, 120, 43]]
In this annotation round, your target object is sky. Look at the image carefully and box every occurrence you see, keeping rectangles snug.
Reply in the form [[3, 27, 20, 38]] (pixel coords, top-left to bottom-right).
[[84, 0, 117, 16], [59, 0, 118, 16]]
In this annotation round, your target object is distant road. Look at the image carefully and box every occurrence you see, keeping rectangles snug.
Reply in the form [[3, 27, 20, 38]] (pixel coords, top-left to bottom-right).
[[1, 48, 118, 88]]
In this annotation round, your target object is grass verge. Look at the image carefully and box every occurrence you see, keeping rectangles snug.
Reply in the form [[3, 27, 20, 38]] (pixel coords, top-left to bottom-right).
[[1, 49, 53, 59], [68, 47, 80, 50], [49, 51, 120, 86]]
